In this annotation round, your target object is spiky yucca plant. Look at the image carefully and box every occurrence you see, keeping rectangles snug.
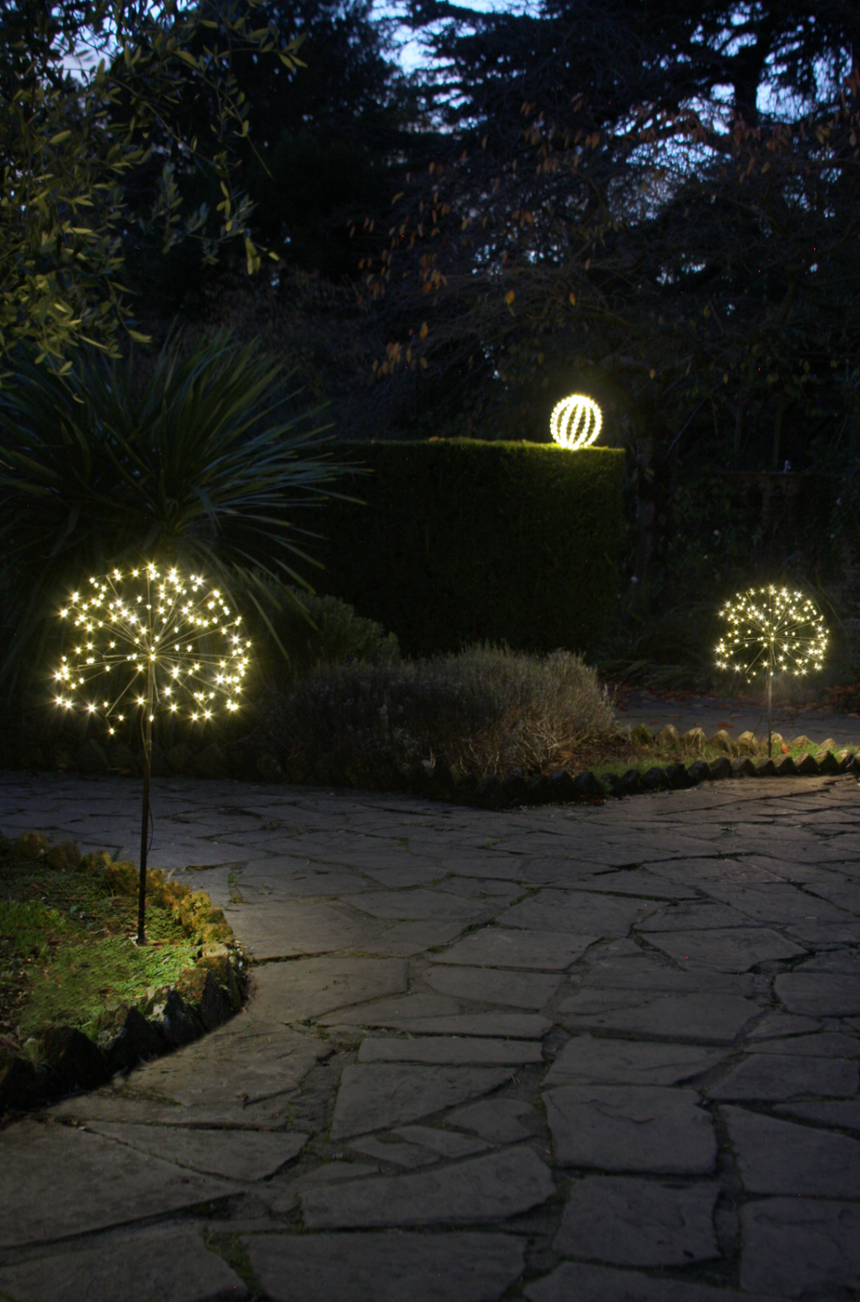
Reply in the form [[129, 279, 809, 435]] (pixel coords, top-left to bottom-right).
[[0, 330, 351, 700]]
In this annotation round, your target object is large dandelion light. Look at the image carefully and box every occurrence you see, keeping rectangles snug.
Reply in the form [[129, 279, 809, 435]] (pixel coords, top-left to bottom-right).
[[54, 563, 250, 727], [52, 562, 252, 942], [716, 584, 827, 756], [550, 394, 602, 449]]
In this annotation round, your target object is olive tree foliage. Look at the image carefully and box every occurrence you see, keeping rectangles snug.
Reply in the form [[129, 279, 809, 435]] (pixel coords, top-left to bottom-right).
[[0, 0, 304, 373], [127, 0, 430, 306]]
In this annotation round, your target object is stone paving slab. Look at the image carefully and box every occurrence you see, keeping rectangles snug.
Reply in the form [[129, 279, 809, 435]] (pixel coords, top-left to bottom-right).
[[429, 927, 598, 970], [739, 1197, 860, 1298], [524, 1261, 782, 1302], [651, 858, 784, 888], [446, 1099, 534, 1142], [84, 1122, 308, 1180], [744, 1011, 823, 1039], [561, 867, 704, 897], [570, 953, 757, 994], [356, 1035, 543, 1065], [543, 1036, 727, 1087], [125, 1020, 329, 1117], [346, 1134, 447, 1168], [222, 900, 379, 960], [264, 1161, 380, 1215], [698, 882, 857, 928], [553, 1175, 720, 1266], [393, 1124, 492, 1157], [500, 889, 654, 935], [705, 1052, 858, 1100], [372, 919, 477, 955], [746, 1029, 858, 1055], [339, 1012, 552, 1038], [230, 857, 367, 896], [329, 1064, 511, 1139], [4, 769, 860, 1298], [301, 1147, 555, 1228], [774, 1099, 860, 1127], [48, 1088, 292, 1129], [774, 970, 860, 1016], [342, 888, 492, 922], [632, 901, 752, 931], [559, 991, 760, 1041], [643, 927, 806, 972], [0, 1121, 234, 1250], [316, 992, 459, 1025], [544, 1085, 716, 1173], [245, 1231, 526, 1302], [801, 949, 860, 973], [0, 1225, 249, 1302], [348, 1126, 493, 1167], [248, 957, 408, 1023], [424, 964, 562, 1008], [723, 1105, 860, 1195]]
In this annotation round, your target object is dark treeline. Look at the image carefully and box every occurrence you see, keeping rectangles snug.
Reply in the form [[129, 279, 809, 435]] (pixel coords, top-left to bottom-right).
[[119, 0, 860, 638]]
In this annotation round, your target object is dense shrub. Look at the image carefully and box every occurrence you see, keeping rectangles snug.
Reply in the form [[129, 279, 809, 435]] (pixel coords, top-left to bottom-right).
[[268, 644, 615, 780], [309, 441, 625, 657], [252, 581, 400, 682]]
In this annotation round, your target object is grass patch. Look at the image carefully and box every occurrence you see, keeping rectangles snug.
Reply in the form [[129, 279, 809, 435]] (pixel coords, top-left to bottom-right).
[[0, 842, 196, 1046], [592, 736, 853, 793], [21, 930, 196, 1039]]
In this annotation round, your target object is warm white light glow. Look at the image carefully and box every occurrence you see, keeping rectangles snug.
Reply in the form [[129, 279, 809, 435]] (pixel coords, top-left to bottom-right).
[[550, 394, 603, 449], [716, 585, 828, 681], [53, 562, 252, 727]]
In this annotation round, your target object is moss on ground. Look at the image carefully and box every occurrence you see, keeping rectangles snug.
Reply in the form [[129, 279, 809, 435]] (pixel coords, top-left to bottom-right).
[[0, 842, 196, 1044]]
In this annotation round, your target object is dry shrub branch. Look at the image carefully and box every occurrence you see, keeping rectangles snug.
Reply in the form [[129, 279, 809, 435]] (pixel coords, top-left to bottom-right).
[[270, 645, 615, 780]]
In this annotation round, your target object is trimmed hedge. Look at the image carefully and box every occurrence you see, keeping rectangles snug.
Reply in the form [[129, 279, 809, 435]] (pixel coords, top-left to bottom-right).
[[309, 440, 625, 657]]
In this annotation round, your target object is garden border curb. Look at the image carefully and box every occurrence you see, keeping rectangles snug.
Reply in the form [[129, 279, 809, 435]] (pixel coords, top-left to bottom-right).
[[0, 834, 248, 1118]]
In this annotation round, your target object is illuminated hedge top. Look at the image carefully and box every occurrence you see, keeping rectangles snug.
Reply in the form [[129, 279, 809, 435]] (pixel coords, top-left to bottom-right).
[[53, 562, 251, 730]]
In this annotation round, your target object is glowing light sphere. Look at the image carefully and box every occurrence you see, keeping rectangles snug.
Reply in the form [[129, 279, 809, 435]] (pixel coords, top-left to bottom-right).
[[550, 394, 603, 450], [53, 562, 252, 731], [716, 585, 827, 682]]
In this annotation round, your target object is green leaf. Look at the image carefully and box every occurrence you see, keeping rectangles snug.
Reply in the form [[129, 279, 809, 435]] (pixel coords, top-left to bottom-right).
[[0, 330, 340, 698]]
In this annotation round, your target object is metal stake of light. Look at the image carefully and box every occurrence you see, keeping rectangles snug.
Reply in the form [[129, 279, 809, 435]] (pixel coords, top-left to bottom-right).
[[53, 562, 252, 943], [716, 585, 827, 758]]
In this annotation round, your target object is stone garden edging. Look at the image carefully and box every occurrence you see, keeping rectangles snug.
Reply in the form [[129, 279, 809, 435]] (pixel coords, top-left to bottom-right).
[[0, 833, 247, 1117], [429, 722, 860, 810], [2, 722, 858, 814]]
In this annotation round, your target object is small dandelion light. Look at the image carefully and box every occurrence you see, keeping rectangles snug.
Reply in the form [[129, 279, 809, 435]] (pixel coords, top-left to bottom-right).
[[549, 394, 603, 449], [53, 562, 252, 943], [716, 584, 828, 757]]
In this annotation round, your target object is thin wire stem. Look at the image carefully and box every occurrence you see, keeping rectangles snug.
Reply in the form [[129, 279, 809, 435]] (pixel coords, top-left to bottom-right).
[[137, 661, 153, 945], [767, 589, 774, 759]]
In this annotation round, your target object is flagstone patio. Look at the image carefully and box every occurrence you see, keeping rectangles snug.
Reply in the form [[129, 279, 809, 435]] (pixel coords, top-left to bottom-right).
[[0, 767, 858, 1300]]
